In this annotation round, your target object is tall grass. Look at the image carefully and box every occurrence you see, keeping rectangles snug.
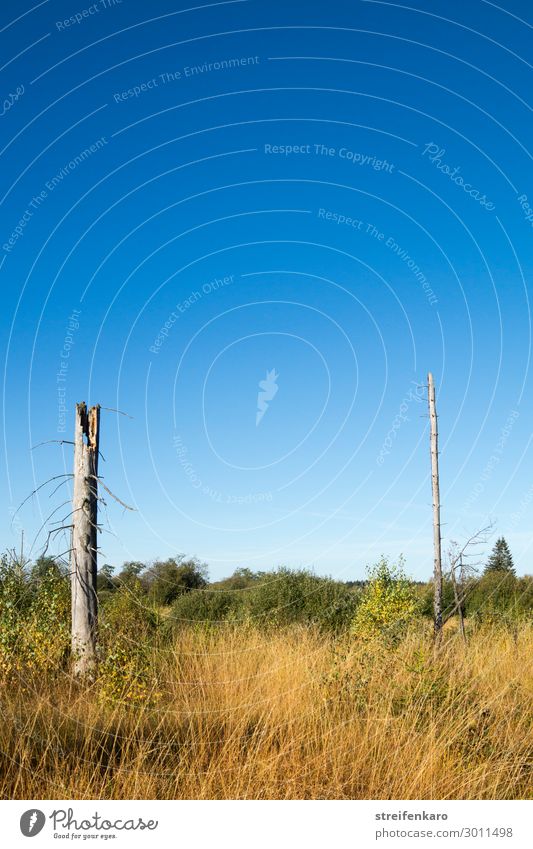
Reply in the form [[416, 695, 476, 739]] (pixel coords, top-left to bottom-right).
[[1, 622, 531, 799]]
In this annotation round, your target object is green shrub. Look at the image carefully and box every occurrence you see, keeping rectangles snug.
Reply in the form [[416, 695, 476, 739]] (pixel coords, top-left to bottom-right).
[[170, 587, 243, 625], [351, 557, 419, 642], [0, 554, 69, 680], [466, 571, 523, 623], [169, 567, 358, 632], [232, 568, 357, 630], [98, 580, 161, 705], [145, 556, 208, 606]]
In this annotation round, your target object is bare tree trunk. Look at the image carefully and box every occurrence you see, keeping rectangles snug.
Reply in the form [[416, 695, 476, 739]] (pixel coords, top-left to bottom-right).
[[71, 402, 100, 677], [428, 372, 443, 639], [451, 557, 466, 644]]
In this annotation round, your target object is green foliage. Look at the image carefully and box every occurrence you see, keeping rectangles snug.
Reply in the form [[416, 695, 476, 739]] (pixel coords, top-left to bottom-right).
[[0, 554, 69, 680], [30, 555, 63, 583], [351, 557, 419, 642], [245, 568, 358, 630], [27, 559, 70, 672], [1, 537, 531, 705], [116, 560, 145, 586], [170, 586, 242, 625], [416, 577, 455, 619], [145, 556, 208, 606], [0, 555, 30, 678], [98, 580, 161, 705], [96, 563, 116, 599], [169, 567, 258, 628], [211, 567, 260, 591], [516, 575, 533, 615], [170, 567, 358, 632], [466, 570, 522, 623], [484, 537, 515, 575]]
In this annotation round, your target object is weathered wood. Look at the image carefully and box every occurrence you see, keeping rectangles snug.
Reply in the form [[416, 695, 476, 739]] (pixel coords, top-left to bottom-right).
[[450, 555, 467, 644], [71, 402, 100, 676], [428, 372, 443, 638]]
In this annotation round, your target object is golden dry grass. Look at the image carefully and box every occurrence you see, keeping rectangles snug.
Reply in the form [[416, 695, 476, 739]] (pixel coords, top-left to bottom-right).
[[1, 622, 532, 799]]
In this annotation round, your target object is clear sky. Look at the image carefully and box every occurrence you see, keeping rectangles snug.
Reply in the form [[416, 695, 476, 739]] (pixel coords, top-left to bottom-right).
[[1, 0, 532, 580]]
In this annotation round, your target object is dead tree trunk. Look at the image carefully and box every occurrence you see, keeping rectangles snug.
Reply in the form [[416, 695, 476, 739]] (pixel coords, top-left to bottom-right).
[[450, 555, 466, 644], [428, 372, 443, 639], [71, 402, 100, 676]]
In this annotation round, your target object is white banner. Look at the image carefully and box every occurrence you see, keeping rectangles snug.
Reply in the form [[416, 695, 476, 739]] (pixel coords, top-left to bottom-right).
[[1, 800, 531, 848]]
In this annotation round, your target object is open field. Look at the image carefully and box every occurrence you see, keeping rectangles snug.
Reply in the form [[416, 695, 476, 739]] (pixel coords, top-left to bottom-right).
[[1, 622, 532, 800]]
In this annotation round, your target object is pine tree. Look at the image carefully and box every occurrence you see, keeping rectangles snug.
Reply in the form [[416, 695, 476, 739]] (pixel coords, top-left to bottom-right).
[[484, 537, 515, 575]]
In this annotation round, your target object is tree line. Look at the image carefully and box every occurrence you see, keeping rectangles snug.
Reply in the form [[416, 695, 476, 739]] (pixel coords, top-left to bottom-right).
[[2, 536, 530, 638]]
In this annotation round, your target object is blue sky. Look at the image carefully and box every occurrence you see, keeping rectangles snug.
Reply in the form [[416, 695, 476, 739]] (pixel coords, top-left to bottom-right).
[[1, 0, 532, 579]]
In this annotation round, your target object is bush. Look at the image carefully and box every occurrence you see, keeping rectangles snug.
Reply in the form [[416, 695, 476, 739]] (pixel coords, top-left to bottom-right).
[[145, 556, 208, 606], [516, 576, 533, 617], [0, 554, 69, 680], [351, 557, 419, 642], [170, 587, 243, 625], [115, 560, 145, 586], [98, 580, 161, 705], [169, 567, 358, 632], [466, 571, 522, 623], [96, 563, 116, 601], [245, 568, 358, 630], [211, 567, 260, 591]]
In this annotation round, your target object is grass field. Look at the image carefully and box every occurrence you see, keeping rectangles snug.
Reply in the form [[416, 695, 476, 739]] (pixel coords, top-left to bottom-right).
[[1, 622, 532, 799]]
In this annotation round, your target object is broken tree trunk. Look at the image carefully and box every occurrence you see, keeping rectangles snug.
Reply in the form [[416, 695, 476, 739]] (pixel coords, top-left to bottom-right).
[[428, 372, 443, 640], [71, 402, 100, 676]]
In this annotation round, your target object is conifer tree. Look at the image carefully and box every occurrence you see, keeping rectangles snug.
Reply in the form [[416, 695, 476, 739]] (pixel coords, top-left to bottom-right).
[[484, 537, 515, 575]]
